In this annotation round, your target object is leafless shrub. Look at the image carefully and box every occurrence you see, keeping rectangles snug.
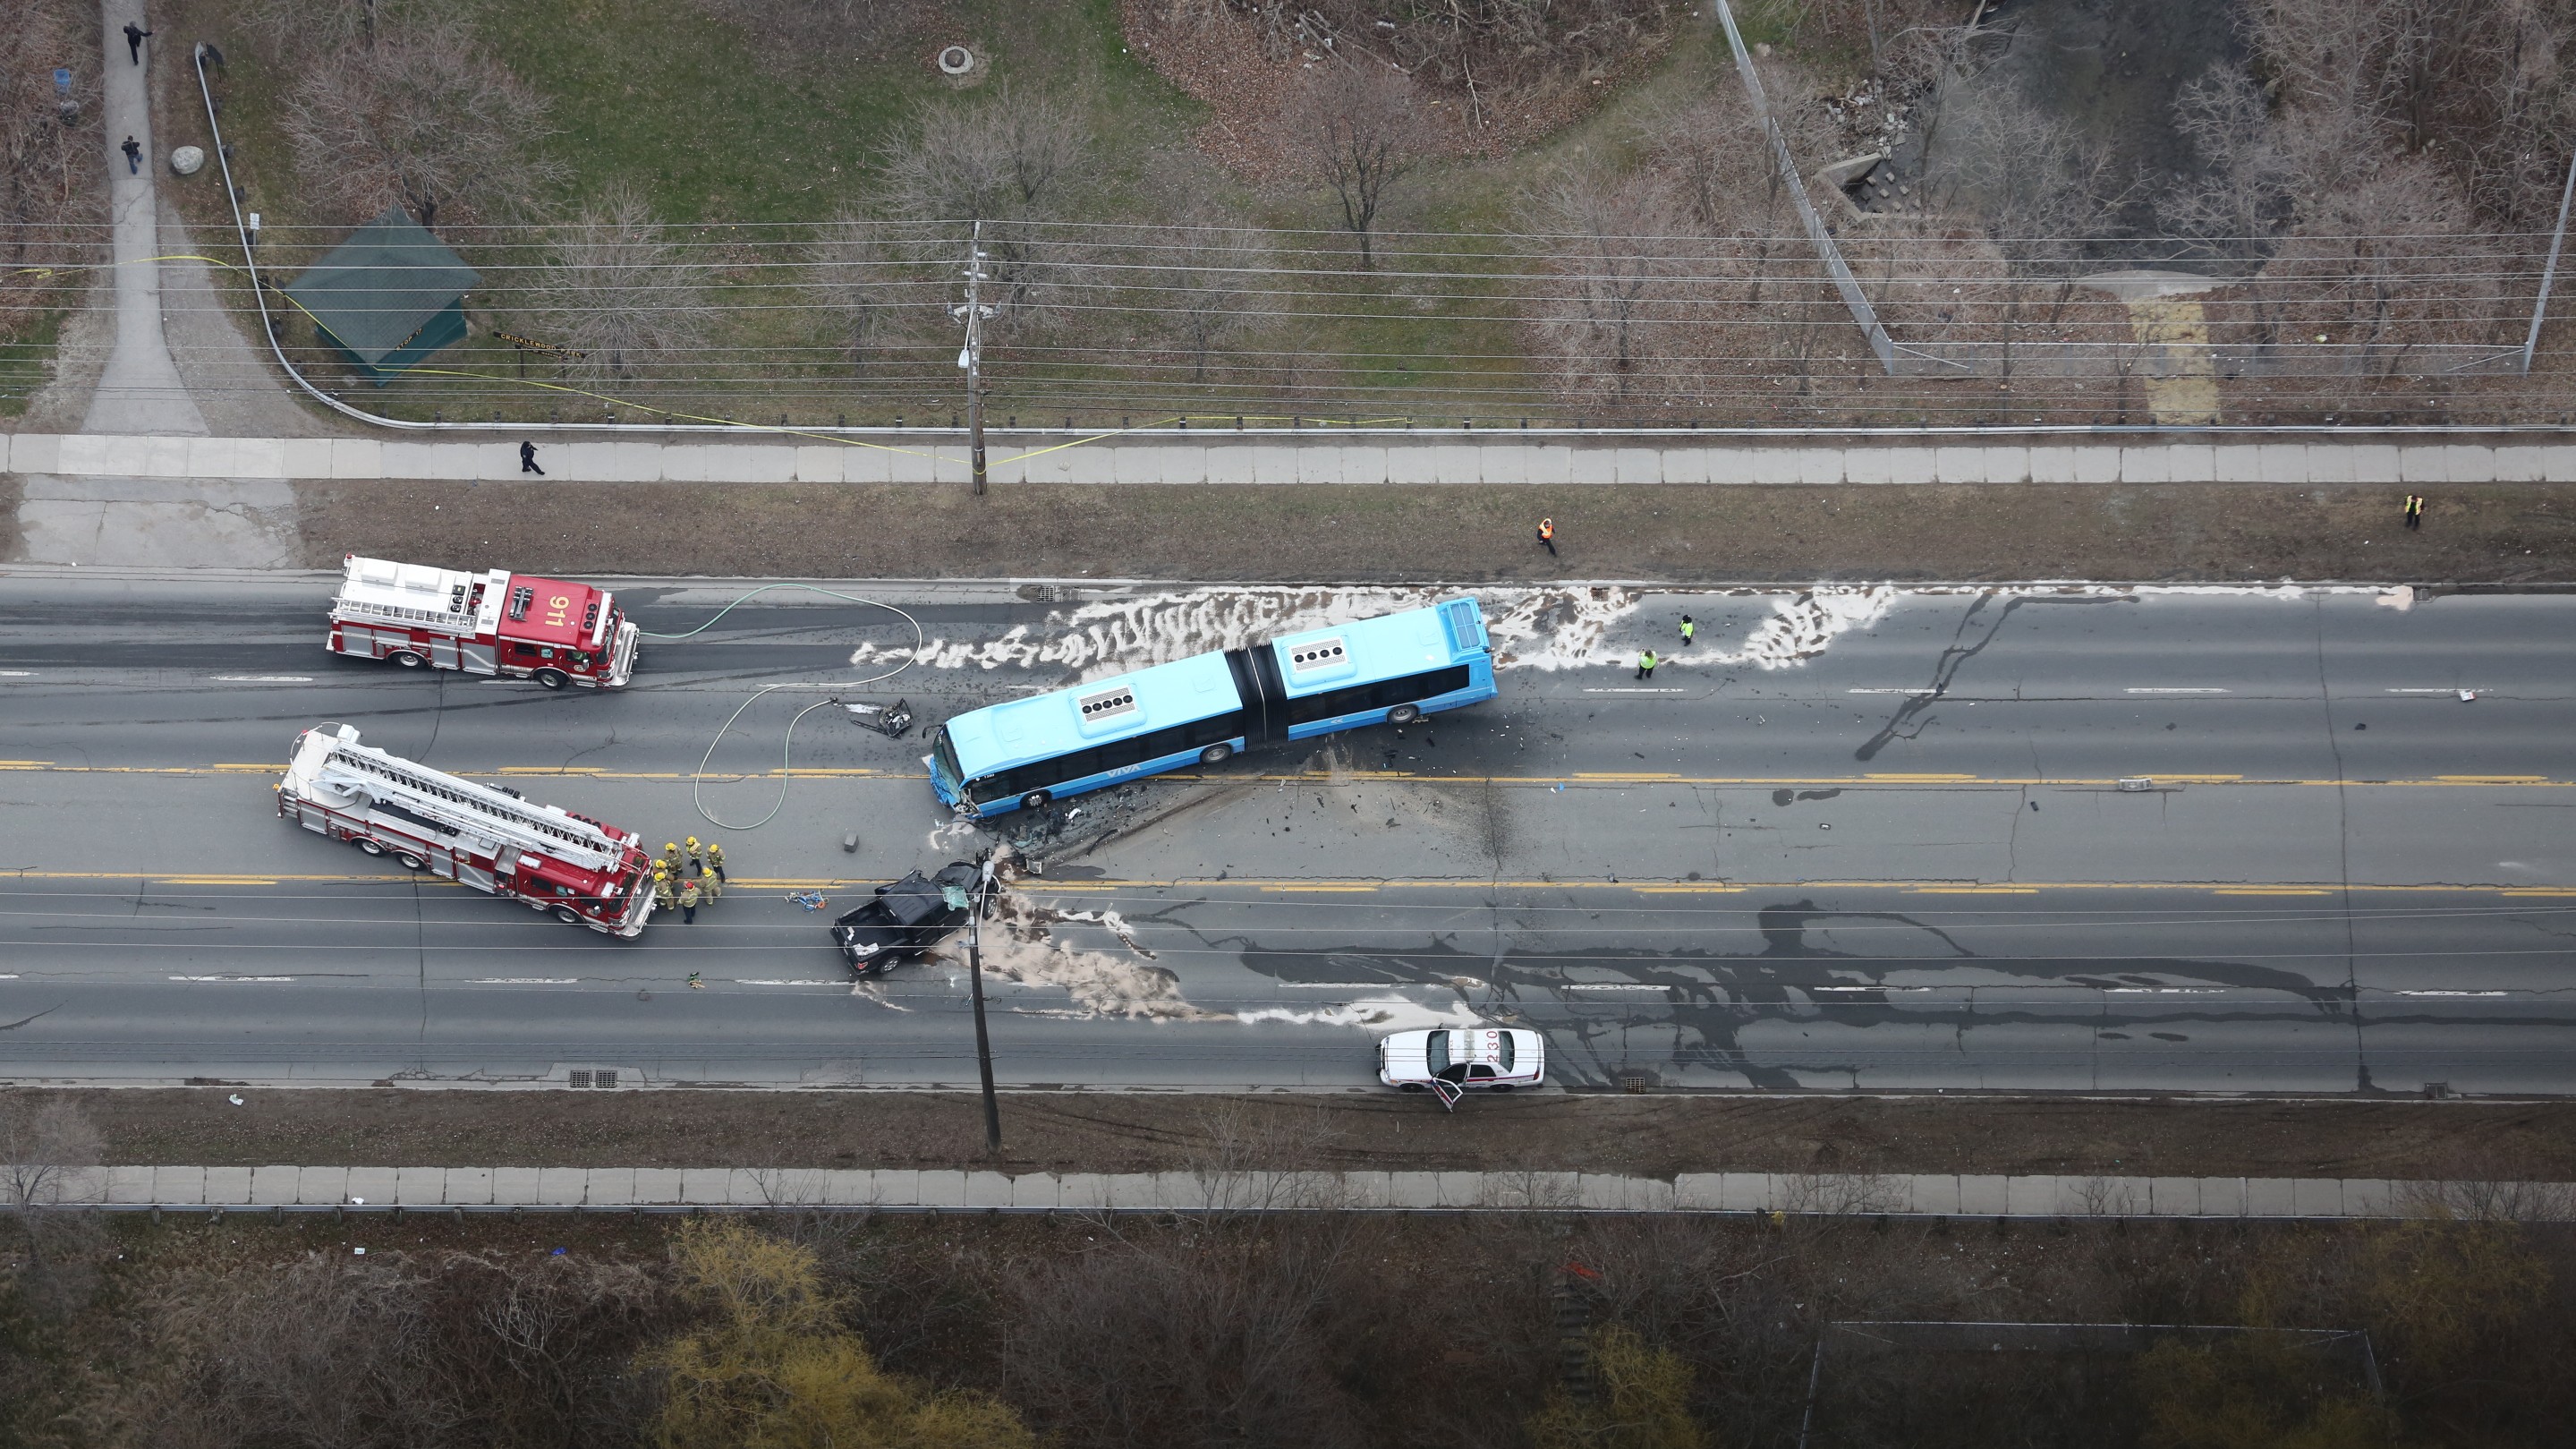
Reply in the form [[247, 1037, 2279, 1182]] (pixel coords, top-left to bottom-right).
[[529, 187, 718, 384], [1184, 1095, 1346, 1212], [1778, 1171, 1909, 1216], [277, 12, 562, 230], [1001, 1216, 1375, 1449], [115, 1248, 664, 1449], [1297, 66, 1420, 270]]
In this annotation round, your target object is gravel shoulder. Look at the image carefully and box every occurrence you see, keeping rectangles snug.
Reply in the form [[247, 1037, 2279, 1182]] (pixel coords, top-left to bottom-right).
[[293, 479, 2576, 584], [30, 1088, 2574, 1181]]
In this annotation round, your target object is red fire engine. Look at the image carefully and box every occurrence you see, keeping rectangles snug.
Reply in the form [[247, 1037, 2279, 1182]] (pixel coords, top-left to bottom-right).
[[327, 555, 637, 689], [277, 723, 657, 936]]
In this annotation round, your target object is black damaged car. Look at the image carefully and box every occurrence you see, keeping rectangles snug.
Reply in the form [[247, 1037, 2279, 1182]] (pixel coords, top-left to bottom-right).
[[831, 861, 980, 975]]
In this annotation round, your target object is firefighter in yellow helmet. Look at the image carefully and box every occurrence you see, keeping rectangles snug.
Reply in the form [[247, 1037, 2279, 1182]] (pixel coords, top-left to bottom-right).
[[705, 841, 726, 882], [662, 842, 681, 873], [684, 836, 702, 871], [651, 866, 677, 914]]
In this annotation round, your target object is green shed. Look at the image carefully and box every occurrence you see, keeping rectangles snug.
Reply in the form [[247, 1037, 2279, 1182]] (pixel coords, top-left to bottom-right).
[[283, 205, 480, 386]]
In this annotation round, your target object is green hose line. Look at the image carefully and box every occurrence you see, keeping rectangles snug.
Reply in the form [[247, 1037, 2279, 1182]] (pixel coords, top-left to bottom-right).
[[643, 585, 929, 831]]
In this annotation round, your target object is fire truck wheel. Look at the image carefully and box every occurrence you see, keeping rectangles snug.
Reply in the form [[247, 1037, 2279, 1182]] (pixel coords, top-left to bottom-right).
[[395, 852, 427, 871], [552, 906, 582, 925], [533, 669, 569, 690], [355, 838, 386, 856], [388, 650, 426, 669]]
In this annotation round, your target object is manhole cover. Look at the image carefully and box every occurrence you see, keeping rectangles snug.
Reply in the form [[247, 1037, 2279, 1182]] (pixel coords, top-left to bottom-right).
[[937, 45, 974, 75]]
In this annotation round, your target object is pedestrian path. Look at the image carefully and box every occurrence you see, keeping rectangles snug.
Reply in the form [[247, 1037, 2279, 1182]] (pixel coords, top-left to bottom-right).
[[59, 1163, 2572, 1219], [4, 430, 2568, 487], [79, 0, 207, 438]]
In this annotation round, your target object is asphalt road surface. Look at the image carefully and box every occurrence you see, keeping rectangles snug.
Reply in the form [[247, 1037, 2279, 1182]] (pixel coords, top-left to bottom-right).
[[1, 567, 2568, 1094]]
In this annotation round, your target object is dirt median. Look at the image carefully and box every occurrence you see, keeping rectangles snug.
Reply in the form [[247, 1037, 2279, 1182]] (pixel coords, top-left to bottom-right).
[[292, 480, 2576, 584], [30, 1087, 2574, 1181]]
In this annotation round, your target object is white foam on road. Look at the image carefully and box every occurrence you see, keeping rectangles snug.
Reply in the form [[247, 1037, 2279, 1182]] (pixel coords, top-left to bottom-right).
[[1236, 995, 1494, 1031], [849, 582, 2383, 686]]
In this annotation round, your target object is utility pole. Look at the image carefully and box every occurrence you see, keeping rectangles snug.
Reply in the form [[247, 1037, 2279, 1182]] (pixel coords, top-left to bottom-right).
[[966, 849, 1002, 1154], [951, 221, 996, 495]]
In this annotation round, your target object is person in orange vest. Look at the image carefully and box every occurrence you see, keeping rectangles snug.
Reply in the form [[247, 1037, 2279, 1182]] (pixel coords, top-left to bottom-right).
[[1536, 517, 1558, 557]]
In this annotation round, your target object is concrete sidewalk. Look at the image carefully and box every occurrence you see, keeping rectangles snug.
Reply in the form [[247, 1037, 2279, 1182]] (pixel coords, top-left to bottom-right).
[[58, 1164, 2573, 1219], [80, 1, 206, 438], [4, 431, 2571, 487]]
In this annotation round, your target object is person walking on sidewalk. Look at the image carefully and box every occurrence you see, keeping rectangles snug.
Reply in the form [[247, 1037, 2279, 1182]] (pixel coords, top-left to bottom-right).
[[705, 841, 727, 882], [2403, 493, 2425, 530], [1535, 517, 1557, 558], [1636, 649, 1658, 680], [520, 440, 545, 475], [1679, 615, 1696, 647], [124, 22, 153, 64], [121, 136, 141, 174], [678, 877, 701, 924]]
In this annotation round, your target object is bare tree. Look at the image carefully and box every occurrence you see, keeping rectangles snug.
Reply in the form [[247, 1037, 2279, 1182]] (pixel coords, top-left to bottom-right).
[[529, 187, 718, 385], [810, 213, 944, 372], [278, 12, 563, 229], [1524, 173, 1687, 401], [876, 88, 1092, 316], [1, 1095, 105, 1316], [1298, 66, 1421, 271], [1140, 221, 1271, 386]]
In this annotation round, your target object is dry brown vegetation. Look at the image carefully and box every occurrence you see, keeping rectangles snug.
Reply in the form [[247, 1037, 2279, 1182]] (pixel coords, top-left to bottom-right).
[[0, 0, 103, 360]]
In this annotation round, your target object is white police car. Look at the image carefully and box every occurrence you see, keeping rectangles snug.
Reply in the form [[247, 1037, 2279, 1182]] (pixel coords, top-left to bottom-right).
[[1377, 1027, 1544, 1093]]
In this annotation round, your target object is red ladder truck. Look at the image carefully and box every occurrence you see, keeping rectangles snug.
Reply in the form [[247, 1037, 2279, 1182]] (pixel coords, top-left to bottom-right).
[[276, 724, 657, 936], [326, 555, 638, 689]]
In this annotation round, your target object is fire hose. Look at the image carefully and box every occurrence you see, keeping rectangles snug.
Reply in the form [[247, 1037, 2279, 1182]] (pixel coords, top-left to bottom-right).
[[635, 584, 927, 831]]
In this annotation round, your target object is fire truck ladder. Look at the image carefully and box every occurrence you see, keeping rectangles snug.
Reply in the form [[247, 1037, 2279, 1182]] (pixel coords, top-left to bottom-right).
[[288, 725, 630, 872]]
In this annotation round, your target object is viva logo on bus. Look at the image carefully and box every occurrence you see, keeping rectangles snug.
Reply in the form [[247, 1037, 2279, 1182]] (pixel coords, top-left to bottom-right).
[[928, 598, 1498, 820]]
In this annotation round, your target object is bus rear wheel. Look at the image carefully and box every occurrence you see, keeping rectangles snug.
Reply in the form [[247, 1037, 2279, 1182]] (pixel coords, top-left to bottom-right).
[[1020, 790, 1052, 811], [1389, 704, 1422, 725], [388, 650, 426, 669], [1199, 744, 1233, 765], [533, 669, 569, 690]]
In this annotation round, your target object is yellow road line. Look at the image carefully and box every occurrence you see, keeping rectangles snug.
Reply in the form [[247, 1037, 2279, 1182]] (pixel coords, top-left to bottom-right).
[[1259, 883, 1382, 894], [1572, 771, 1685, 780], [1866, 772, 1980, 781], [1908, 886, 2041, 895], [2437, 774, 2546, 783], [2215, 888, 2335, 896], [1632, 885, 1748, 894]]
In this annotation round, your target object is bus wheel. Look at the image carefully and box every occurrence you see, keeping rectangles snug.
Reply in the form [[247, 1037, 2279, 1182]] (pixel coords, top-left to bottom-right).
[[1020, 790, 1052, 811], [356, 838, 386, 856], [1199, 743, 1233, 765], [388, 650, 426, 669], [533, 669, 569, 690], [553, 906, 582, 925], [1389, 704, 1422, 725], [395, 853, 427, 871]]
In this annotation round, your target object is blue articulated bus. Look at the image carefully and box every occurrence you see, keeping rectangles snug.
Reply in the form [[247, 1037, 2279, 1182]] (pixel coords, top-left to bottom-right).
[[929, 598, 1498, 819]]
